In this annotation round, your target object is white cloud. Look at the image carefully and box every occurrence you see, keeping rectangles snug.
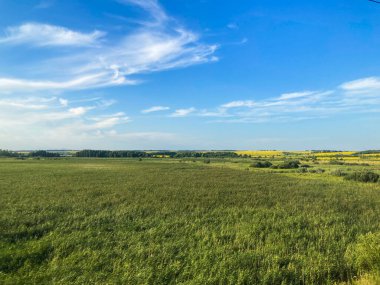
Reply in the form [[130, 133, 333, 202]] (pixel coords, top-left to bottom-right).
[[221, 100, 255, 108], [0, 97, 52, 110], [35, 0, 55, 9], [59, 98, 68, 107], [179, 77, 380, 123], [0, 73, 137, 92], [1, 75, 379, 149], [0, 94, 137, 149], [0, 1, 217, 93], [340, 77, 380, 91], [0, 23, 104, 47], [119, 0, 168, 24], [278, 91, 315, 100], [0, 98, 180, 148], [69, 107, 91, 116], [141, 106, 170, 113], [170, 107, 196, 117], [227, 23, 238, 30], [89, 113, 130, 129]]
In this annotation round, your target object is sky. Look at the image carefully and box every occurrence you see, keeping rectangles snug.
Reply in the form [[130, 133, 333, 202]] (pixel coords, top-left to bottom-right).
[[0, 0, 380, 150]]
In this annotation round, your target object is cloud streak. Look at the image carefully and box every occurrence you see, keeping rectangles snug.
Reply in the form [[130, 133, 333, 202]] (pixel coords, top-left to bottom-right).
[[166, 77, 380, 123], [119, 0, 168, 24], [340, 77, 380, 92], [170, 107, 196, 117], [0, 94, 182, 149], [0, 1, 217, 93], [141, 106, 170, 113], [0, 95, 135, 148], [0, 73, 137, 92], [0, 23, 104, 47]]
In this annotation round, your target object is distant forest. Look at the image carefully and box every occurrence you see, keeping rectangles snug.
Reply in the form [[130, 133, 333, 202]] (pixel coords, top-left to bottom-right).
[[0, 149, 240, 158], [1, 149, 379, 158], [75, 150, 240, 158]]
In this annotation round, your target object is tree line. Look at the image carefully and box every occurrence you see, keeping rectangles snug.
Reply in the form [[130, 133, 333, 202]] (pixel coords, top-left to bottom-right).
[[75, 150, 240, 158], [0, 150, 61, 158]]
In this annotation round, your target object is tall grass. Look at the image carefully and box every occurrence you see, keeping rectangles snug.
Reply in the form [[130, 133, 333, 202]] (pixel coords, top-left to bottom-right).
[[0, 159, 380, 284]]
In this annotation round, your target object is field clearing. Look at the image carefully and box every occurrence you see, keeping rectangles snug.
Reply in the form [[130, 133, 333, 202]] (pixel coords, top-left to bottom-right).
[[1, 158, 380, 284]]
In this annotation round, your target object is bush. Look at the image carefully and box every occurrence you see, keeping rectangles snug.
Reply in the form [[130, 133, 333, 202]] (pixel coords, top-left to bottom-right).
[[250, 161, 272, 168], [308, 168, 325, 174], [297, 167, 308, 173], [331, 169, 347, 177], [344, 171, 379, 183], [329, 160, 345, 165], [203, 159, 211, 164], [277, 160, 300, 169]]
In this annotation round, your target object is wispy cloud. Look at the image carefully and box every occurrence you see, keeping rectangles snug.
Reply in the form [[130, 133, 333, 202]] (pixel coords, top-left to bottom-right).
[[340, 77, 380, 92], [119, 0, 168, 24], [0, 97, 50, 110], [0, 73, 137, 92], [141, 106, 170, 114], [0, 1, 217, 93], [278, 91, 316, 100], [221, 100, 255, 108], [0, 23, 104, 47], [35, 0, 55, 9], [0, 96, 179, 149], [170, 77, 380, 123], [170, 107, 196, 117], [59, 98, 68, 107], [87, 114, 130, 130], [227, 23, 238, 30], [0, 93, 153, 149]]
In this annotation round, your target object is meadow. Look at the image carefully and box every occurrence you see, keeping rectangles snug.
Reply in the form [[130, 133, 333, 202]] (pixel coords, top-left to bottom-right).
[[1, 154, 380, 284]]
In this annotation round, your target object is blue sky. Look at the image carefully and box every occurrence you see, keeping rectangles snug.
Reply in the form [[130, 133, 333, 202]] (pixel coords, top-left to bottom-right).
[[0, 0, 379, 150]]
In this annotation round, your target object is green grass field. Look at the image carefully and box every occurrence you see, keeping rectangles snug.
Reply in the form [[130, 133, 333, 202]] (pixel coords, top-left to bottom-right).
[[1, 158, 380, 284]]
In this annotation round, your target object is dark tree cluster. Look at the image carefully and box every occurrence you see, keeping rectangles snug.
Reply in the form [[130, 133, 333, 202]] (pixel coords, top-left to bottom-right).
[[75, 150, 241, 158], [271, 160, 301, 169], [76, 150, 149, 158], [250, 161, 272, 168], [344, 171, 379, 183], [29, 150, 61, 157], [0, 150, 18, 157], [354, 150, 380, 155]]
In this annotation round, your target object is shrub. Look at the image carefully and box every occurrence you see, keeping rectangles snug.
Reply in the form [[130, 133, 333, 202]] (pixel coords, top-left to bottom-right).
[[329, 160, 345, 165], [203, 159, 211, 164], [331, 169, 347, 177], [250, 161, 272, 168], [308, 168, 325, 174], [277, 160, 300, 169], [344, 171, 379, 183], [297, 167, 308, 173]]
